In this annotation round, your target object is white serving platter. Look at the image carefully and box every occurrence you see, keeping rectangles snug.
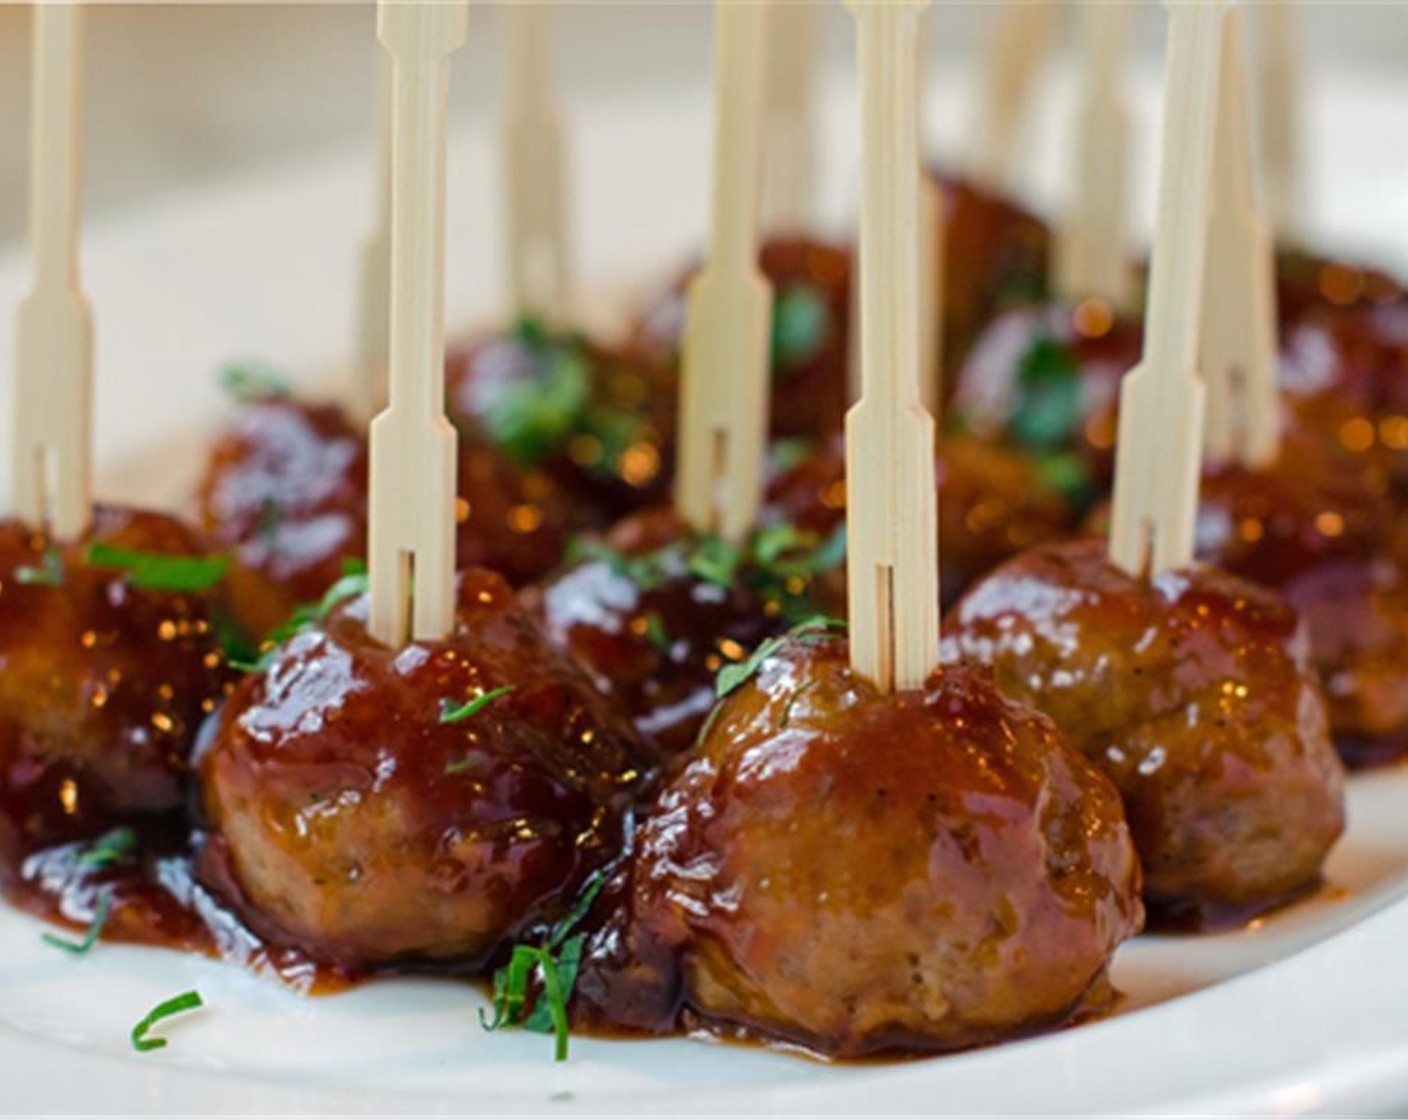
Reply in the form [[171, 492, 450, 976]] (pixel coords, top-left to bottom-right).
[[2, 57, 1408, 1118]]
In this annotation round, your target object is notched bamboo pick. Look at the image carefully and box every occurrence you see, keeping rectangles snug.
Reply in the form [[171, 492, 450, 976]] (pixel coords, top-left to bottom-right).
[[845, 0, 939, 695], [967, 1, 1061, 193], [14, 3, 92, 541], [675, 1, 772, 543], [503, 1, 570, 326], [761, 0, 817, 236], [1054, 1, 1131, 308], [1201, 8, 1278, 470], [1258, 0, 1303, 241], [1109, 1, 1227, 579], [367, 0, 467, 648], [354, 47, 393, 422]]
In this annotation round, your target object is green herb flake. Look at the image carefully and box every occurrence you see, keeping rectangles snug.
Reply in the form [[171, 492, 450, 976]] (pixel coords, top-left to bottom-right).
[[15, 546, 64, 587], [687, 535, 743, 588], [771, 286, 829, 371], [484, 337, 591, 469], [439, 686, 515, 725], [218, 359, 291, 403], [642, 611, 671, 655], [1009, 335, 1083, 451], [42, 893, 112, 955], [78, 827, 138, 871], [715, 616, 846, 700], [779, 681, 817, 729], [479, 870, 608, 1062], [86, 544, 230, 594], [131, 990, 203, 1053]]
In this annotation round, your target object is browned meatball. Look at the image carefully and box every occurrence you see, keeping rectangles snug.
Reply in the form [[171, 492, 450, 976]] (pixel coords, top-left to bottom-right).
[[943, 539, 1345, 925], [0, 506, 236, 831], [196, 568, 654, 972], [627, 638, 1142, 1057], [196, 392, 571, 613], [447, 321, 672, 526], [630, 236, 853, 443], [762, 431, 1077, 611], [524, 508, 789, 756]]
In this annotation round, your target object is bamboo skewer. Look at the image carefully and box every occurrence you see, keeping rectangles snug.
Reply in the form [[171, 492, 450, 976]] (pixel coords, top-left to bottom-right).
[[353, 47, 394, 422], [367, 0, 466, 647], [845, 0, 939, 694], [675, 2, 773, 543], [503, 2, 570, 325], [13, 3, 92, 541], [917, 9, 942, 417], [760, 0, 818, 236], [1258, 0, 1303, 241], [1108, 1, 1226, 578], [1201, 8, 1278, 470], [1054, 1, 1131, 308], [967, 1, 1062, 193]]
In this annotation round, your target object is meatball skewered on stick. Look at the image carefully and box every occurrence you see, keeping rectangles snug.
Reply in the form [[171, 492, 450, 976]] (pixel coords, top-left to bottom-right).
[[198, 2, 654, 975], [613, 5, 1144, 1055], [947, 2, 1345, 926]]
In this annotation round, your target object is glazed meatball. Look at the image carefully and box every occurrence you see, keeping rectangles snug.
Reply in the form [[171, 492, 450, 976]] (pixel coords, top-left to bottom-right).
[[630, 236, 853, 443], [197, 568, 654, 972], [629, 638, 1142, 1057], [197, 391, 571, 613], [525, 508, 791, 756], [762, 431, 1078, 611], [0, 506, 235, 832], [944, 539, 1345, 925], [447, 320, 672, 526]]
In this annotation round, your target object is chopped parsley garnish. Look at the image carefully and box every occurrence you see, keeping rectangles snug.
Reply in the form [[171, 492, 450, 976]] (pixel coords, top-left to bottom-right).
[[1009, 335, 1083, 451], [771, 286, 829, 371], [715, 616, 846, 700], [779, 681, 817, 729], [439, 686, 515, 725], [642, 611, 671, 655], [686, 535, 743, 588], [484, 343, 590, 468], [218, 359, 291, 402], [130, 990, 203, 1053], [77, 827, 138, 871], [480, 870, 609, 1061], [15, 546, 64, 587], [86, 544, 230, 593], [42, 893, 112, 955]]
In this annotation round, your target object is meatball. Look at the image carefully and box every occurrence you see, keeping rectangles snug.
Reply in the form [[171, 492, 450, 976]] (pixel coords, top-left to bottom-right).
[[446, 320, 672, 526], [197, 568, 654, 972], [762, 431, 1078, 611], [196, 392, 571, 616], [524, 508, 789, 756], [944, 539, 1345, 925], [0, 506, 235, 832], [950, 302, 1143, 495], [934, 172, 1052, 386], [630, 236, 853, 443], [629, 637, 1142, 1057]]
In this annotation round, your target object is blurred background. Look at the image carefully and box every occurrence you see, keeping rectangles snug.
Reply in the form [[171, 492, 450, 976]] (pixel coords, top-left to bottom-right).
[[0, 2, 1403, 249]]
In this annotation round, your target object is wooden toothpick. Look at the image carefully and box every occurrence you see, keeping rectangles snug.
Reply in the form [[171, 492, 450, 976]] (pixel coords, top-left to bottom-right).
[[1053, 0, 1131, 307], [917, 8, 943, 416], [1258, 0, 1303, 241], [1201, 7, 1278, 470], [503, 1, 571, 325], [353, 45, 393, 422], [675, 1, 773, 543], [845, 0, 939, 694], [367, 0, 466, 647], [13, 3, 92, 541], [760, 0, 818, 235], [1108, 1, 1226, 578], [967, 1, 1061, 192]]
